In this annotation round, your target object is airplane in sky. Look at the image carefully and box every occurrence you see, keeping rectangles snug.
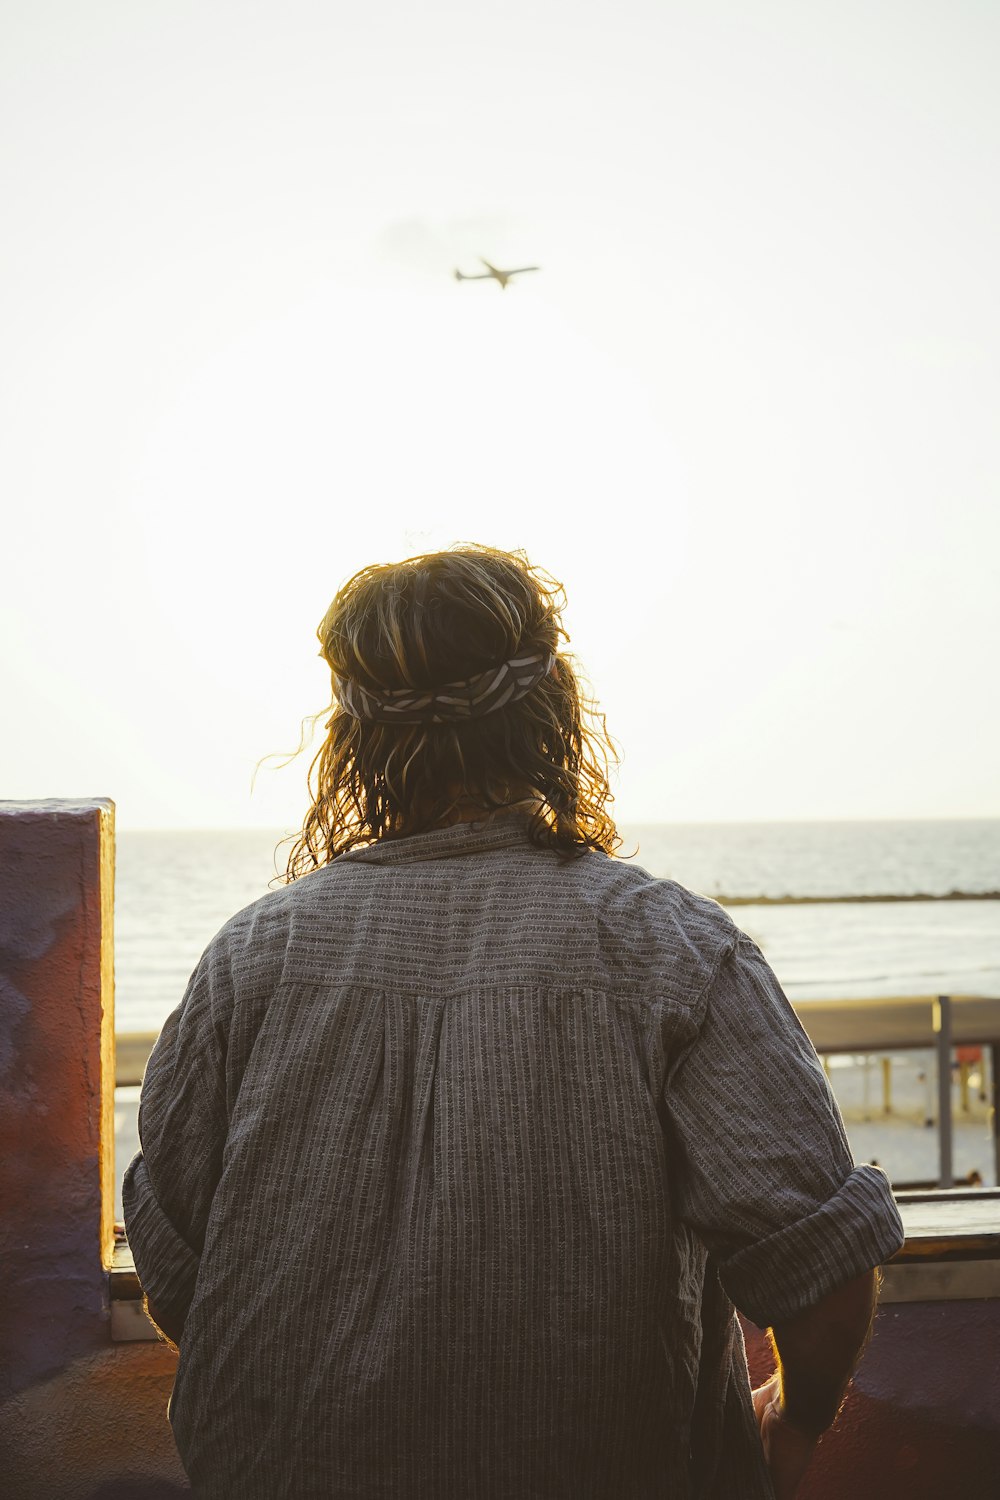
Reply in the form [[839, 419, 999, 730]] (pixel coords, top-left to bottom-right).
[[454, 257, 541, 290]]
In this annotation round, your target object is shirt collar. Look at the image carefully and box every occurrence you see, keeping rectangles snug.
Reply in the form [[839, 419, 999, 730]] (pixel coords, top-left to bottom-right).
[[334, 810, 537, 867]]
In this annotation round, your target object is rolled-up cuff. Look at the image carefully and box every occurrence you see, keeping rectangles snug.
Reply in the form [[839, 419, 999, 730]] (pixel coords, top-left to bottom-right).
[[121, 1151, 200, 1334], [719, 1164, 905, 1327]]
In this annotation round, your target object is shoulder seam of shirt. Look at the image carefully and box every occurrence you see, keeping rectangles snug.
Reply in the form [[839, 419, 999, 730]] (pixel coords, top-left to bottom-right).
[[689, 931, 742, 1027]]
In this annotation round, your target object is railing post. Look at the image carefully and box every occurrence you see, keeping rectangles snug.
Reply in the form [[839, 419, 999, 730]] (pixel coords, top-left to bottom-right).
[[933, 996, 953, 1189]]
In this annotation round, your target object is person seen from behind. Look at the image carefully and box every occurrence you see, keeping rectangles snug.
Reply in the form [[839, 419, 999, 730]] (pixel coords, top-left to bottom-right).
[[124, 544, 905, 1499]]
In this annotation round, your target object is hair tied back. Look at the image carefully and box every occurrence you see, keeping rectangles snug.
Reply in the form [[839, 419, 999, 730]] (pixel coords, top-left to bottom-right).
[[334, 651, 556, 725]]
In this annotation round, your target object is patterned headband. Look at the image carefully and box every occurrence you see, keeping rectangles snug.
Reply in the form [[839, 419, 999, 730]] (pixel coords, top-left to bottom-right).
[[334, 651, 557, 725]]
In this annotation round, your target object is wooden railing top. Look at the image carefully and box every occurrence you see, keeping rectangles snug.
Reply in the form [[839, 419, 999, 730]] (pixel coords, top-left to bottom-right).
[[113, 995, 1000, 1085], [109, 1192, 1000, 1304]]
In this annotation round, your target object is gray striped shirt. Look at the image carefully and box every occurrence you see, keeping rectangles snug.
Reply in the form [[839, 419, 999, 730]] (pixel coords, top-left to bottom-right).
[[123, 812, 904, 1499]]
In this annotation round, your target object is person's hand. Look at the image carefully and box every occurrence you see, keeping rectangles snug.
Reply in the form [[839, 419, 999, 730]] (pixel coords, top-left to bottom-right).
[[752, 1373, 820, 1500], [143, 1293, 183, 1349]]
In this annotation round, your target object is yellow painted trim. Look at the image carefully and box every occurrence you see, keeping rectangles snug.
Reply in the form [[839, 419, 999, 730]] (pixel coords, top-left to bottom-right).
[[98, 801, 117, 1269]]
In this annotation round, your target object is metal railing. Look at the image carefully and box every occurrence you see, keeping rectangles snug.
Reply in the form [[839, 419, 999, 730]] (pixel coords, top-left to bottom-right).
[[115, 992, 1000, 1191]]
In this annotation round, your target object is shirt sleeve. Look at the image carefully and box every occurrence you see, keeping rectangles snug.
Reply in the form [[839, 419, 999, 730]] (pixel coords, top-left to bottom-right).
[[663, 930, 905, 1328], [121, 930, 234, 1337]]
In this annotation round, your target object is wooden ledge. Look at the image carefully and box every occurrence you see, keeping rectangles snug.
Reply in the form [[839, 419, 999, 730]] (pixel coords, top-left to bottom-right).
[[110, 1232, 143, 1301], [108, 1192, 1000, 1337], [880, 1189, 1000, 1302], [892, 1189, 1000, 1262]]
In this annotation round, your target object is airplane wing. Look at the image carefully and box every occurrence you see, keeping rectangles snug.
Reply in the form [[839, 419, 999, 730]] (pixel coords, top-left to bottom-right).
[[479, 258, 500, 274]]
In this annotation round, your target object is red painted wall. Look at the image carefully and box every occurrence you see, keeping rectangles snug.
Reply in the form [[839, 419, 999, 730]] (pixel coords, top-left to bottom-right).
[[0, 803, 109, 1392], [742, 1297, 1000, 1496], [0, 801, 188, 1497]]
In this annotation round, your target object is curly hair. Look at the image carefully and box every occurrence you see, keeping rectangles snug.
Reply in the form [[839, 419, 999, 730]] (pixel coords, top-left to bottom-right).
[[284, 545, 620, 879]]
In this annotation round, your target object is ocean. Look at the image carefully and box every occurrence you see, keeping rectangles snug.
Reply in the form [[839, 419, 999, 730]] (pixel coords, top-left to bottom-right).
[[113, 819, 1000, 1031]]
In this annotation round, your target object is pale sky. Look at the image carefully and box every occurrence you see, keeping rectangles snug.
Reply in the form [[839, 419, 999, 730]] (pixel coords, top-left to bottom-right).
[[2, 1, 997, 829]]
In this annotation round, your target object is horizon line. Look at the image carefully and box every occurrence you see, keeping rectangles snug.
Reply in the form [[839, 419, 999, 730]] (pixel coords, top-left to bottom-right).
[[114, 813, 1000, 835]]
